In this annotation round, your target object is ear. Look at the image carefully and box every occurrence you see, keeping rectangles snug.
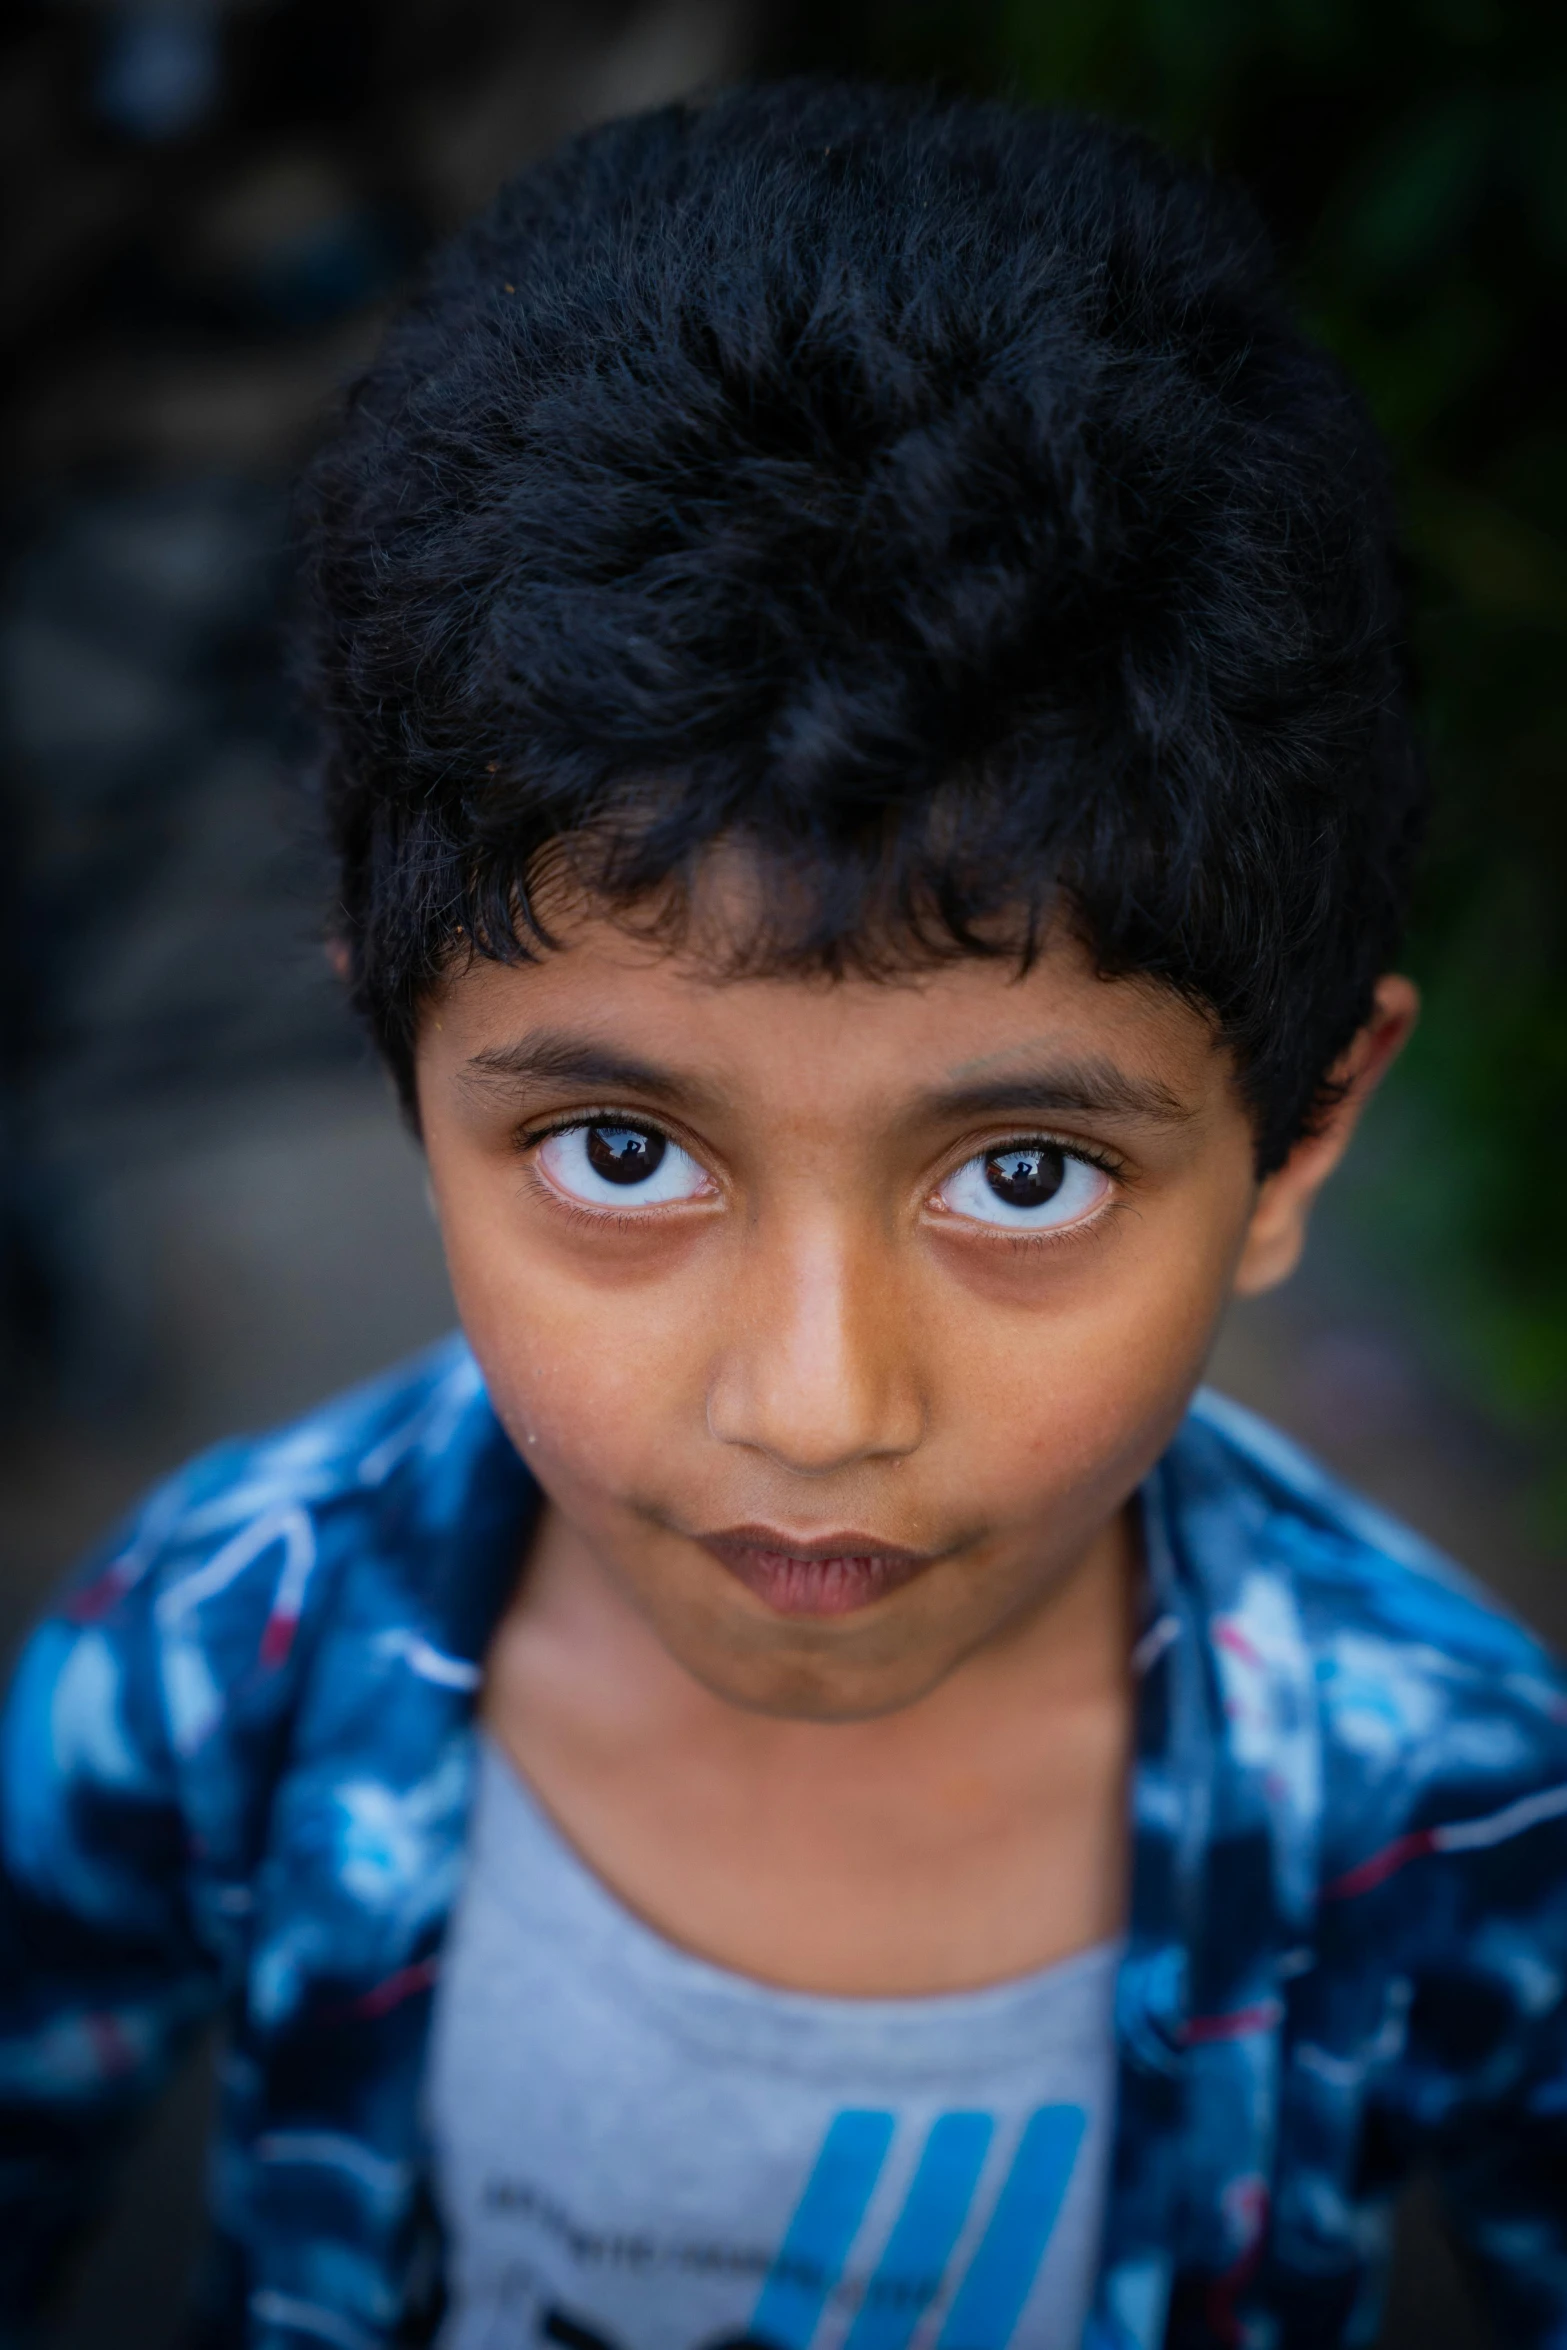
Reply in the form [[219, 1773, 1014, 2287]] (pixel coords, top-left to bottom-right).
[[1232, 974, 1419, 1298]]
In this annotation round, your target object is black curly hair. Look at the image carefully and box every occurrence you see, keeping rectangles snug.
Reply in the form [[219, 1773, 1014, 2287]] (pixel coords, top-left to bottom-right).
[[299, 78, 1426, 1172]]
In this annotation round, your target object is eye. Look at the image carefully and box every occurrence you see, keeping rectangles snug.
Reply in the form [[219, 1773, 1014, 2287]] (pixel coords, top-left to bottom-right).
[[535, 1122, 711, 1209], [937, 1141, 1111, 1232]]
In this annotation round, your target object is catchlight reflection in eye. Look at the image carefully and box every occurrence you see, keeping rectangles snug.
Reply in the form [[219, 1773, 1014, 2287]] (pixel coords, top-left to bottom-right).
[[938, 1143, 1110, 1231], [537, 1123, 712, 1207]]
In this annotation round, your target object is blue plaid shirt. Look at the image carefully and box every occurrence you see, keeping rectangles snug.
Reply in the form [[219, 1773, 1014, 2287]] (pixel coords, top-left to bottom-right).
[[3, 1337, 1565, 2350]]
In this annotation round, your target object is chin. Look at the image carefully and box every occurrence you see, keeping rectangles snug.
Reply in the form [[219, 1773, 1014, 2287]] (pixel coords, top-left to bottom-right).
[[670, 1602, 968, 1724]]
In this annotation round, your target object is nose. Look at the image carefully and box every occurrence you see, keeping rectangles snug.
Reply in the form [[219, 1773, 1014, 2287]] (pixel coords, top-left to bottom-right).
[[705, 1218, 926, 1475]]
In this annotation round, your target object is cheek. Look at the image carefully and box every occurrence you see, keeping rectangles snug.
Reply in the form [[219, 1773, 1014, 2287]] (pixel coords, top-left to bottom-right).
[[932, 1210, 1242, 1509], [436, 1184, 714, 1491]]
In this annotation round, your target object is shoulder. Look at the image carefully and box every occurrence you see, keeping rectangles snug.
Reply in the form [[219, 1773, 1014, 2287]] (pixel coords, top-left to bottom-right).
[[4, 1339, 532, 1939], [1164, 1391, 1567, 1892], [7, 1337, 530, 1819], [65, 1334, 507, 1634]]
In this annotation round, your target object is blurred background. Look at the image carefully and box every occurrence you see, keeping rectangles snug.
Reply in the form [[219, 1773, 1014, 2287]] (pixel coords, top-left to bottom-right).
[[0, 2, 1561, 2345]]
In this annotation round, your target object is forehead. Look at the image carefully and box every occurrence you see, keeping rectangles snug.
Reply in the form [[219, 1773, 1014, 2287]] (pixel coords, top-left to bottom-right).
[[421, 900, 1240, 1133]]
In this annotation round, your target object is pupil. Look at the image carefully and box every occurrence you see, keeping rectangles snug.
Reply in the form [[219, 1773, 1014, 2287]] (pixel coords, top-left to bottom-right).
[[585, 1125, 666, 1185], [984, 1143, 1065, 1209]]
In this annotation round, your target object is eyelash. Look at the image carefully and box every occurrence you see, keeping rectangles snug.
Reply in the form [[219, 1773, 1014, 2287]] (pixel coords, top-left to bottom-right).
[[516, 1113, 712, 1230], [518, 1114, 1130, 1244], [937, 1135, 1128, 1249], [518, 1113, 677, 1158]]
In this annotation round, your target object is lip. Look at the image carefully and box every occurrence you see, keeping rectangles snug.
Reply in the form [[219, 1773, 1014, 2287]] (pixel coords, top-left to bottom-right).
[[698, 1525, 937, 1618]]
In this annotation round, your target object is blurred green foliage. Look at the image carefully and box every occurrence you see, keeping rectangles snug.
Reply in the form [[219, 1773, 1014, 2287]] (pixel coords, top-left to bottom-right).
[[791, 0, 1567, 1522]]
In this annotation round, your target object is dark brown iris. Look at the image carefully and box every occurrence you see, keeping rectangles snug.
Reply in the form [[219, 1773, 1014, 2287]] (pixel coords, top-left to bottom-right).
[[584, 1125, 666, 1185], [983, 1144, 1066, 1208]]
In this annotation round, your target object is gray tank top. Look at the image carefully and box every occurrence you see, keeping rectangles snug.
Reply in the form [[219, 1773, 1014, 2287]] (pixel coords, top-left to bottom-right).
[[426, 1736, 1120, 2350]]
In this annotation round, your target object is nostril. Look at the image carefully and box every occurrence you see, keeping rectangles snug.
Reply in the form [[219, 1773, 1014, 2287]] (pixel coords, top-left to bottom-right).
[[705, 1362, 925, 1475]]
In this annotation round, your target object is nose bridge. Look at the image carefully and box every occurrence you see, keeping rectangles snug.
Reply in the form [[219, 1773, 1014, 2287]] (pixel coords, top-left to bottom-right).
[[706, 1197, 925, 1474]]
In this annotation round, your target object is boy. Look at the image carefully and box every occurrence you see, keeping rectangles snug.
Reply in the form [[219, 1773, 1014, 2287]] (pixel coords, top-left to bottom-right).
[[2, 79, 1564, 2350]]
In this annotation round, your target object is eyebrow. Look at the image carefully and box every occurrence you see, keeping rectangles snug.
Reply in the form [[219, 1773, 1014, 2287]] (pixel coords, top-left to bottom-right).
[[915, 1055, 1196, 1128], [460, 1032, 724, 1113], [464, 1032, 1193, 1128]]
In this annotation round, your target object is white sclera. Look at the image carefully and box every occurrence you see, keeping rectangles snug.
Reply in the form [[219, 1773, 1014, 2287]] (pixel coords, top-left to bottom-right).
[[939, 1146, 1109, 1231], [537, 1124, 711, 1208]]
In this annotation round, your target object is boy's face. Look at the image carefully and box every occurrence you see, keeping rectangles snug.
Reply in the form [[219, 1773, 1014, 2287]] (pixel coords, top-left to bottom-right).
[[418, 875, 1406, 1722]]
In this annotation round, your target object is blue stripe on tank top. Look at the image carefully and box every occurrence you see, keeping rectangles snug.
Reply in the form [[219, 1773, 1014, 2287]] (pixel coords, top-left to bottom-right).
[[934, 2104, 1087, 2350], [750, 2109, 894, 2349], [841, 2111, 994, 2350]]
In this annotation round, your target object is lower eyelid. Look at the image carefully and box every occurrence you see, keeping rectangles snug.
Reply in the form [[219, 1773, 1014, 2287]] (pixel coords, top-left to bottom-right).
[[529, 1162, 675, 1217], [531, 1128, 716, 1210], [928, 1195, 1119, 1244], [932, 1150, 1115, 1226]]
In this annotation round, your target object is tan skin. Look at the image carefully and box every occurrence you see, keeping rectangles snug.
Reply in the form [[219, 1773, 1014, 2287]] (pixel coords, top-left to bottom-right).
[[417, 875, 1416, 1997]]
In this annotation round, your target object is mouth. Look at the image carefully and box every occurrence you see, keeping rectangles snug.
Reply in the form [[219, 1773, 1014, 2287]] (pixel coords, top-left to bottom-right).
[[697, 1526, 937, 1618]]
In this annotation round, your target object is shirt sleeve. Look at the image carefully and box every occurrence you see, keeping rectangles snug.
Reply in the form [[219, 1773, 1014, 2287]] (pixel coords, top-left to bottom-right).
[[0, 1500, 225, 2328], [1384, 1785, 1567, 2346], [1432, 1897, 1567, 2342]]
